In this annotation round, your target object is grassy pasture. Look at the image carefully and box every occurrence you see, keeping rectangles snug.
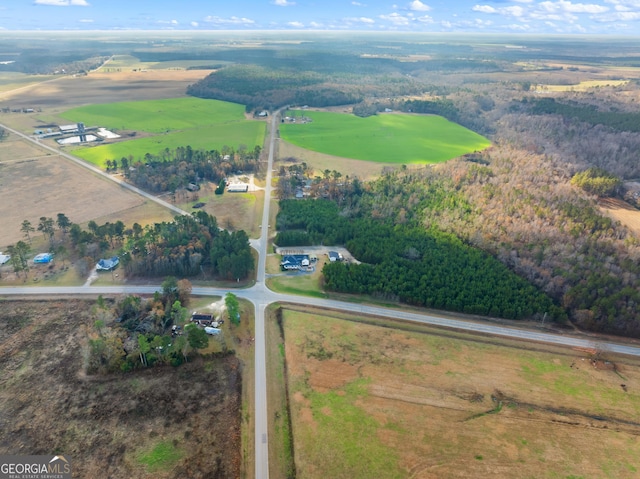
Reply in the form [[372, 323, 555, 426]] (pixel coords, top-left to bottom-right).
[[59, 97, 265, 168], [279, 111, 491, 164], [280, 307, 640, 479], [61, 97, 246, 133], [71, 122, 266, 168]]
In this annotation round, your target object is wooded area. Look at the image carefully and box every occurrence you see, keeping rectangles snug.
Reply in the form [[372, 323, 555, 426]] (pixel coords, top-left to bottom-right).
[[117, 144, 261, 193]]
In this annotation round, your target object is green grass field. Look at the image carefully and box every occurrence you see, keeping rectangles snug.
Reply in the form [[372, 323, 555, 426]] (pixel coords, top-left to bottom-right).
[[60, 98, 266, 168], [61, 97, 247, 133], [280, 111, 491, 164]]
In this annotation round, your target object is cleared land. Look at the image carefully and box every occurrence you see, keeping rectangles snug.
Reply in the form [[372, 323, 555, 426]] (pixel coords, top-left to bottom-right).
[[0, 70, 213, 115], [0, 300, 242, 479], [59, 97, 265, 168], [533, 79, 629, 92], [599, 197, 640, 237], [0, 149, 146, 248], [279, 306, 640, 479], [279, 111, 491, 164], [177, 186, 264, 238], [277, 140, 397, 180]]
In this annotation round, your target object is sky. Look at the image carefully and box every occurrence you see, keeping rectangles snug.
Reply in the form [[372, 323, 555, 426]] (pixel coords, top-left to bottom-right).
[[1, 0, 639, 34]]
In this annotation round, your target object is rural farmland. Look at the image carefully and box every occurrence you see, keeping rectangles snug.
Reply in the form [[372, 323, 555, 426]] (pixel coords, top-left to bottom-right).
[[60, 98, 266, 168], [279, 110, 491, 164], [278, 307, 640, 479]]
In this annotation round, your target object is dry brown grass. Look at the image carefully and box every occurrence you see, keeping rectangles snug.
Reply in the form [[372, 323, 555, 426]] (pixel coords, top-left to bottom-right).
[[599, 197, 640, 237], [277, 140, 397, 181], [281, 306, 640, 479], [0, 153, 145, 248], [0, 299, 242, 479]]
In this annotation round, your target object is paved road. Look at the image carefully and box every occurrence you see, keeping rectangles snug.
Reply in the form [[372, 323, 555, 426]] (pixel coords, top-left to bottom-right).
[[0, 122, 188, 217], [4, 285, 640, 358], [4, 107, 640, 479]]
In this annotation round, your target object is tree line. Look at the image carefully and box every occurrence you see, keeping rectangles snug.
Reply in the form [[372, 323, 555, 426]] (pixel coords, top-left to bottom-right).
[[109, 145, 261, 194], [275, 198, 563, 321], [187, 64, 362, 112], [6, 211, 253, 282]]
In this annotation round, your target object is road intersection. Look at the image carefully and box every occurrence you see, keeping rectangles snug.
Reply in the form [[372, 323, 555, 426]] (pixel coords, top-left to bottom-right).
[[3, 112, 640, 478]]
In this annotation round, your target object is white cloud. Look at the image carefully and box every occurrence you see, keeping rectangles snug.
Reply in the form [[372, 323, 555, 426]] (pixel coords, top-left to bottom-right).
[[504, 5, 525, 16], [158, 19, 179, 25], [539, 0, 608, 14], [409, 0, 431, 11], [309, 21, 323, 28], [78, 18, 93, 23], [416, 15, 434, 22], [473, 5, 497, 13], [379, 12, 410, 25], [203, 16, 256, 25], [191, 21, 199, 27], [351, 1, 366, 5], [594, 10, 640, 19], [272, 0, 295, 6], [34, 0, 89, 6], [287, 21, 304, 27], [345, 16, 376, 23]]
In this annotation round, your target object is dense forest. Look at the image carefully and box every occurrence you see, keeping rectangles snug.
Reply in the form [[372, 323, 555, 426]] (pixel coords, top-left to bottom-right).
[[187, 64, 363, 112], [275, 149, 640, 336], [519, 97, 640, 133], [275, 199, 564, 321]]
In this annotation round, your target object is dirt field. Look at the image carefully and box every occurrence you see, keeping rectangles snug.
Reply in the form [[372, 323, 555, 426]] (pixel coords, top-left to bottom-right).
[[0, 70, 212, 116], [0, 68, 216, 249], [599, 197, 640, 237], [280, 306, 640, 479], [277, 140, 398, 181], [0, 147, 145, 248], [0, 299, 242, 478]]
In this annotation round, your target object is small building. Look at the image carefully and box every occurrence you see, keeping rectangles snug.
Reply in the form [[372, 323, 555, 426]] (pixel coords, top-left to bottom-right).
[[280, 254, 310, 270], [227, 183, 249, 193], [191, 313, 214, 326], [96, 256, 119, 271], [33, 253, 53, 264], [328, 251, 343, 262], [0, 252, 10, 265]]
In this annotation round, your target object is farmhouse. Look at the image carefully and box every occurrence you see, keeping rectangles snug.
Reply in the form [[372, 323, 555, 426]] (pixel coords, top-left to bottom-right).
[[280, 254, 310, 271], [96, 256, 119, 271]]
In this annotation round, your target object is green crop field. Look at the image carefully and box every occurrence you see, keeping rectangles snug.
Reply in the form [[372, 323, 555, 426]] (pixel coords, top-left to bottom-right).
[[61, 97, 247, 133], [280, 111, 491, 164], [61, 98, 265, 167]]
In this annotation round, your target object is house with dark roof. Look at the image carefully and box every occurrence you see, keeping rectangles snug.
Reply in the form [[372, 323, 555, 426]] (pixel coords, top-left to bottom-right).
[[280, 254, 310, 271], [96, 256, 119, 271], [328, 251, 343, 262]]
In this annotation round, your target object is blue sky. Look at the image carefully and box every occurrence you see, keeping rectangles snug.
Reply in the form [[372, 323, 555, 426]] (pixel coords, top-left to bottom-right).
[[1, 0, 639, 34]]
